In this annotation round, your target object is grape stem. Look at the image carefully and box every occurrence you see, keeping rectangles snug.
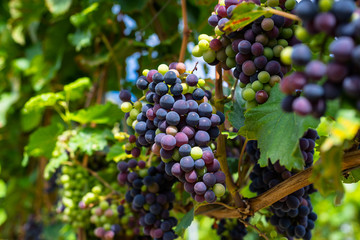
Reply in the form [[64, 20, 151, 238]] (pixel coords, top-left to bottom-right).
[[77, 228, 86, 240], [179, 0, 190, 62], [225, 79, 239, 103], [238, 218, 269, 240], [265, 8, 301, 22], [191, 62, 199, 74], [214, 64, 244, 208], [237, 138, 248, 187], [101, 34, 122, 84]]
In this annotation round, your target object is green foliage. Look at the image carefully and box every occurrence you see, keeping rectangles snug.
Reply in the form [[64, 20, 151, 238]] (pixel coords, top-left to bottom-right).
[[239, 85, 319, 170], [70, 102, 124, 125], [106, 142, 128, 161], [175, 207, 194, 237], [25, 122, 64, 159], [64, 77, 91, 101], [228, 86, 246, 130], [224, 3, 265, 32], [68, 128, 112, 155], [45, 0, 72, 15]]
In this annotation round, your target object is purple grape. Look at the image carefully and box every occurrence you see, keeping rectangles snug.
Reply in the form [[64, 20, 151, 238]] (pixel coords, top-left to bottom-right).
[[194, 182, 207, 195], [161, 135, 176, 150], [180, 156, 195, 172]]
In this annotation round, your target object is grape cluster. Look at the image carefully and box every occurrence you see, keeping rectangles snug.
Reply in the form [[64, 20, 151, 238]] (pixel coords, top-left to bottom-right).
[[89, 200, 124, 239], [214, 218, 247, 240], [193, 0, 299, 108], [127, 62, 227, 203], [248, 129, 318, 239], [57, 165, 91, 229], [280, 0, 360, 116], [117, 158, 178, 240]]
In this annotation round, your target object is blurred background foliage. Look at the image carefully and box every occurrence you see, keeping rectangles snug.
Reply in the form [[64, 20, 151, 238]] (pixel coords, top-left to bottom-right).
[[0, 0, 360, 239]]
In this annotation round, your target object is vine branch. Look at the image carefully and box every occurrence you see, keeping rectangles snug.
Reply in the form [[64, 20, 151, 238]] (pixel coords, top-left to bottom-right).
[[214, 64, 243, 208], [179, 0, 190, 63], [238, 218, 269, 240], [265, 8, 301, 22], [195, 150, 360, 218]]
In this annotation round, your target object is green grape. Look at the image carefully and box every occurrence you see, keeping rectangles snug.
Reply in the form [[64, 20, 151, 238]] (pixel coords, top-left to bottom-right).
[[192, 45, 203, 57], [225, 45, 236, 57], [196, 168, 207, 177], [269, 75, 281, 87], [239, 82, 247, 88], [60, 174, 70, 183], [264, 47, 274, 60], [285, 0, 296, 10], [295, 26, 310, 42], [121, 102, 133, 113], [242, 88, 256, 101], [277, 39, 288, 47], [158, 64, 169, 75], [129, 109, 139, 119], [226, 57, 236, 68], [131, 120, 138, 129], [126, 117, 133, 126], [92, 186, 102, 195], [181, 83, 189, 93], [251, 81, 263, 92], [319, 0, 333, 11], [280, 28, 293, 39], [280, 46, 293, 65], [268, 39, 277, 48], [213, 183, 225, 197], [198, 34, 209, 41], [215, 26, 223, 36], [198, 78, 205, 87], [199, 39, 210, 51], [134, 101, 142, 110], [273, 45, 284, 58], [142, 69, 149, 76], [267, 0, 279, 7], [203, 50, 216, 63], [258, 71, 271, 84], [245, 100, 258, 109], [264, 84, 272, 93], [216, 49, 227, 62], [191, 146, 203, 159]]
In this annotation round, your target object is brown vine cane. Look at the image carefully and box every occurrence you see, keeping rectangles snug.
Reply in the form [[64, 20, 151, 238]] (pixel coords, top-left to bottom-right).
[[195, 150, 360, 218]]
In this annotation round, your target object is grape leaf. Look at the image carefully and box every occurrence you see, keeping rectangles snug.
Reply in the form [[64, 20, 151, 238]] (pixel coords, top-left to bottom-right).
[[0, 179, 6, 198], [175, 207, 194, 237], [22, 92, 64, 113], [342, 169, 360, 184], [70, 102, 124, 125], [44, 152, 68, 179], [224, 2, 265, 32], [68, 128, 112, 155], [64, 77, 91, 101], [228, 86, 245, 130], [45, 0, 72, 15], [117, 0, 148, 13], [26, 122, 64, 158], [106, 142, 128, 161], [0, 209, 7, 226], [239, 85, 319, 170]]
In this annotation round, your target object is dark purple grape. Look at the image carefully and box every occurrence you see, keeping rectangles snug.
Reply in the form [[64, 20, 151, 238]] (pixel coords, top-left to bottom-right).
[[210, 39, 222, 51], [255, 90, 269, 104], [186, 74, 199, 87], [119, 90, 132, 102], [305, 60, 326, 81], [186, 112, 200, 127], [326, 62, 348, 83], [194, 131, 210, 147], [198, 117, 212, 130], [238, 40, 252, 54], [303, 84, 324, 101], [203, 173, 216, 187], [160, 95, 175, 109], [194, 159, 205, 170], [314, 13, 336, 34], [265, 60, 281, 75], [166, 111, 180, 126], [343, 75, 360, 98], [198, 102, 213, 117], [291, 44, 312, 66], [204, 190, 216, 203], [192, 88, 205, 100], [187, 100, 198, 112], [254, 55, 268, 69], [155, 82, 169, 96], [331, 0, 356, 23], [208, 14, 219, 27], [135, 121, 147, 135], [329, 37, 355, 62], [194, 182, 207, 195], [294, 0, 318, 21], [242, 60, 256, 76], [180, 156, 195, 172], [170, 83, 183, 96], [136, 76, 149, 90], [164, 71, 177, 85], [251, 42, 264, 56], [161, 135, 176, 150]]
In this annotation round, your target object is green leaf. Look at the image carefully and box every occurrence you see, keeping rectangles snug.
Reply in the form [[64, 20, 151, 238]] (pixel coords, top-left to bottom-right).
[[117, 0, 149, 13], [26, 122, 64, 158], [175, 207, 194, 237], [64, 77, 91, 101], [22, 92, 64, 114], [0, 92, 19, 128], [70, 2, 99, 27], [106, 142, 127, 161], [45, 0, 72, 15], [239, 85, 319, 170], [228, 86, 245, 130], [68, 29, 92, 51], [313, 145, 344, 197], [342, 169, 360, 184], [224, 2, 265, 32], [70, 102, 124, 125], [0, 179, 6, 198], [68, 128, 112, 155], [21, 109, 43, 132], [0, 209, 7, 226]]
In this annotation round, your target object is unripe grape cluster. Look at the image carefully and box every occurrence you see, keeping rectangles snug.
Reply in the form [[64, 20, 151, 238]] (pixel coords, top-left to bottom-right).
[[193, 0, 299, 108], [280, 0, 360, 116], [119, 62, 228, 203], [117, 158, 178, 240], [248, 129, 319, 239], [57, 165, 91, 229]]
